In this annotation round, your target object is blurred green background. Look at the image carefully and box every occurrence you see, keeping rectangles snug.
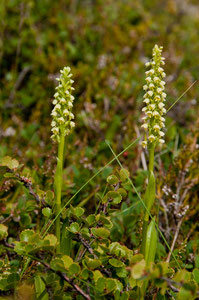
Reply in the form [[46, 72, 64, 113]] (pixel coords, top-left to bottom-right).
[[0, 0, 199, 197]]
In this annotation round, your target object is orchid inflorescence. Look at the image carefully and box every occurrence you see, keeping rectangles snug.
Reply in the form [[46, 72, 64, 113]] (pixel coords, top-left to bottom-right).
[[51, 66, 75, 143], [141, 45, 166, 148]]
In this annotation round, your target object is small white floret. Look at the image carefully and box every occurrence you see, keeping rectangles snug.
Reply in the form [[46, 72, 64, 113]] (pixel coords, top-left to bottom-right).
[[141, 123, 148, 130], [148, 91, 153, 97], [159, 139, 165, 144], [158, 102, 164, 109], [154, 125, 160, 131], [149, 104, 155, 110], [144, 98, 150, 104], [141, 141, 147, 148], [159, 131, 165, 137], [149, 135, 155, 142]]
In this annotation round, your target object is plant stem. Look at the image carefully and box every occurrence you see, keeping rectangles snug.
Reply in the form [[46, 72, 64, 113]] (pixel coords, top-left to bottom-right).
[[141, 143, 155, 255], [148, 143, 155, 173], [55, 133, 65, 253]]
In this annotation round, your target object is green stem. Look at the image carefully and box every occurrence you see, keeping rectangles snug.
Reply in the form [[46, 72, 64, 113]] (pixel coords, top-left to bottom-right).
[[141, 143, 155, 255], [148, 143, 155, 172], [55, 133, 65, 253]]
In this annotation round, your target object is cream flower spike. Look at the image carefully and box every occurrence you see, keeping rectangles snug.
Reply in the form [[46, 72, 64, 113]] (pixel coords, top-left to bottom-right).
[[141, 45, 166, 148], [51, 66, 75, 143]]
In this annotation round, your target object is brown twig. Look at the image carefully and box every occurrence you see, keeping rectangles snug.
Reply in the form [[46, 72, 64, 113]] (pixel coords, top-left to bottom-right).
[[7, 66, 32, 105], [75, 233, 112, 277], [2, 241, 91, 300], [76, 233, 94, 255], [166, 217, 183, 263], [161, 276, 199, 295], [41, 260, 91, 300], [7, 168, 45, 206]]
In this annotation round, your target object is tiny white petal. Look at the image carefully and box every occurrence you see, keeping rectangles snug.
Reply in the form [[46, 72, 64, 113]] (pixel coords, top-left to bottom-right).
[[68, 101, 73, 108], [153, 111, 160, 117], [159, 139, 165, 144], [149, 135, 155, 141], [148, 91, 153, 97], [154, 125, 160, 131], [63, 109, 69, 115], [58, 117, 65, 124], [144, 98, 150, 104], [146, 77, 152, 82], [159, 131, 165, 137], [149, 104, 155, 110], [60, 98, 66, 104], [141, 124, 148, 130], [158, 102, 164, 109], [141, 141, 147, 148], [157, 88, 163, 93], [55, 104, 61, 110]]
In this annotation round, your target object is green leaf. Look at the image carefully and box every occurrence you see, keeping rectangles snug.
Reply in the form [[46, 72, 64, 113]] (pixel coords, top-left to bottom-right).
[[20, 214, 32, 226], [193, 268, 199, 284], [109, 242, 126, 257], [106, 278, 116, 292], [130, 254, 144, 264], [69, 263, 80, 275], [109, 258, 125, 268], [42, 207, 52, 218], [177, 281, 197, 300], [174, 270, 191, 282], [45, 190, 54, 205], [119, 169, 130, 182], [70, 206, 85, 217], [85, 214, 96, 225], [117, 188, 127, 197], [95, 215, 113, 229], [107, 191, 122, 204], [85, 257, 102, 269], [51, 258, 65, 272], [81, 268, 90, 280], [0, 224, 8, 240], [91, 227, 110, 238], [14, 241, 27, 255], [195, 255, 199, 268], [0, 156, 19, 169], [34, 275, 48, 300], [44, 234, 57, 246], [145, 218, 157, 266], [96, 277, 106, 292], [107, 175, 119, 185], [119, 292, 129, 300], [131, 259, 146, 279], [116, 267, 128, 278], [68, 222, 80, 234], [62, 255, 73, 269], [20, 229, 35, 242], [93, 270, 103, 282]]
